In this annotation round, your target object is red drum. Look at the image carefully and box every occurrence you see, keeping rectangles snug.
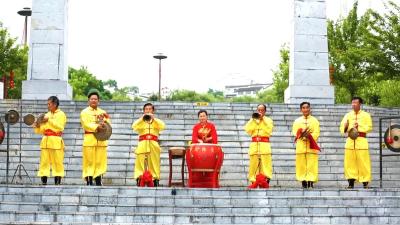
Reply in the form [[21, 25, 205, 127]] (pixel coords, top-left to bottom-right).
[[186, 143, 224, 188]]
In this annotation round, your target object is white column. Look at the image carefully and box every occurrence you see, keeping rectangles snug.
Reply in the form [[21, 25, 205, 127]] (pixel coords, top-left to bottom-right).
[[22, 0, 72, 100], [285, 0, 334, 104]]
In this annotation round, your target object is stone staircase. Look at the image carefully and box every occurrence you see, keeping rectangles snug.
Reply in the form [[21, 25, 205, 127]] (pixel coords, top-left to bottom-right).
[[1, 186, 400, 224], [0, 100, 400, 224]]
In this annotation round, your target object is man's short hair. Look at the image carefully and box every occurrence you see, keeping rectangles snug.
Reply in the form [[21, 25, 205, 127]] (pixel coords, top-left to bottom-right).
[[257, 104, 267, 111], [352, 96, 363, 104], [48, 96, 59, 108], [300, 102, 310, 109], [143, 103, 155, 111], [87, 89, 100, 99], [198, 109, 208, 117]]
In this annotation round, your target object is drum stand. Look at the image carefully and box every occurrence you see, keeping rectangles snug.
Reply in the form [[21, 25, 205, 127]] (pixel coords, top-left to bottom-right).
[[11, 104, 32, 184]]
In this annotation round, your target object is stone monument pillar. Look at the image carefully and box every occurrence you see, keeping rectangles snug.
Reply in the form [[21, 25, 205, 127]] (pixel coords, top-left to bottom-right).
[[22, 0, 72, 100], [284, 0, 334, 104]]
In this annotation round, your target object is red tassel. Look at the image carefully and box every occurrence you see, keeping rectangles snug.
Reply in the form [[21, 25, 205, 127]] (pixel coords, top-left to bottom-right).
[[307, 134, 321, 151], [9, 70, 15, 89], [248, 174, 269, 189], [139, 170, 154, 187], [386, 137, 394, 144]]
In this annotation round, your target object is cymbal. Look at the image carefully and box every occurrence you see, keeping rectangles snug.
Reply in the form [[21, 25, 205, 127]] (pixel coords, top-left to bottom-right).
[[384, 124, 400, 152], [94, 122, 112, 141]]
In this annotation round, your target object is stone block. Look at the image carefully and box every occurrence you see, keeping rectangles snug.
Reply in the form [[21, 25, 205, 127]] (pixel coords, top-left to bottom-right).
[[31, 12, 65, 30], [294, 17, 327, 36], [22, 80, 72, 100], [289, 69, 330, 86], [292, 52, 329, 70], [272, 216, 292, 224], [295, 1, 326, 18], [33, 0, 66, 13]]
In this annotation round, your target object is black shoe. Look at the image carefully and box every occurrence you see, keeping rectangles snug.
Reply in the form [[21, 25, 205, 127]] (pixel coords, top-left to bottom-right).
[[347, 179, 355, 189], [153, 179, 159, 187], [308, 181, 314, 188], [136, 178, 140, 186], [363, 182, 369, 189], [301, 180, 307, 188], [54, 176, 61, 185], [86, 176, 93, 186], [95, 176, 102, 186], [41, 176, 47, 185]]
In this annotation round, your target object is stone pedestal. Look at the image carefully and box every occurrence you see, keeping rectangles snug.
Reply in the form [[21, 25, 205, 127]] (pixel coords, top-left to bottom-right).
[[285, 0, 334, 104], [22, 0, 72, 100]]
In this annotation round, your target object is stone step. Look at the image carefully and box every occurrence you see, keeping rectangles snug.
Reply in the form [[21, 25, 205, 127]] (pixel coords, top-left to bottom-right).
[[1, 185, 400, 224], [1, 210, 399, 224]]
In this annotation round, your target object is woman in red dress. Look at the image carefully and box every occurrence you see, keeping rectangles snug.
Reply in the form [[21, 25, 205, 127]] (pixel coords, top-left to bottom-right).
[[191, 110, 218, 144]]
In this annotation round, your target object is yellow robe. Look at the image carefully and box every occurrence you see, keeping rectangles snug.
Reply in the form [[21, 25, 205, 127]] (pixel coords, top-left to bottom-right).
[[132, 117, 165, 180], [244, 116, 274, 182], [34, 109, 67, 177], [80, 106, 111, 178], [340, 110, 373, 182], [292, 115, 320, 182]]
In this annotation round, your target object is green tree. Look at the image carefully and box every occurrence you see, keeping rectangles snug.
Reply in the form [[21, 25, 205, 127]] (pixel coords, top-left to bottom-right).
[[0, 22, 28, 99], [377, 80, 400, 107], [68, 66, 112, 100], [367, 1, 400, 79], [257, 44, 289, 103], [168, 89, 214, 102], [111, 86, 139, 101], [327, 2, 373, 100], [328, 1, 400, 106], [231, 95, 258, 103]]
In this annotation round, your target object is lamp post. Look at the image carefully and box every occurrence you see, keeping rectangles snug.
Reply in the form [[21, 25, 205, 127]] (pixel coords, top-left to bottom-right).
[[153, 53, 167, 101], [17, 7, 32, 45]]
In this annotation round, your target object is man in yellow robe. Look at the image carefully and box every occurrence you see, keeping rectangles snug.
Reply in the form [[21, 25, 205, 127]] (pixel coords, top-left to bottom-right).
[[34, 96, 67, 185], [340, 97, 373, 189], [244, 104, 274, 186], [80, 89, 111, 186], [292, 102, 320, 188], [132, 103, 165, 187]]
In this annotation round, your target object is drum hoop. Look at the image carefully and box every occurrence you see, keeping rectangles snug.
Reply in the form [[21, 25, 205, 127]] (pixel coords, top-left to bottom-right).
[[190, 143, 221, 147]]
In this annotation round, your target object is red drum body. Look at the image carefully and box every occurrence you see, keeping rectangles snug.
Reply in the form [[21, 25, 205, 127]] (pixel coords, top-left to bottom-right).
[[186, 143, 224, 188]]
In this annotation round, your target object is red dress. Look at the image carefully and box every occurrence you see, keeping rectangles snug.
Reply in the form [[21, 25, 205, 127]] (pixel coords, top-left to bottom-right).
[[191, 122, 218, 144]]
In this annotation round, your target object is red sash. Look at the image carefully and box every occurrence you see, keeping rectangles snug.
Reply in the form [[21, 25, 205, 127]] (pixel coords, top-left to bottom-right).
[[358, 132, 366, 138], [44, 129, 62, 137], [252, 136, 270, 142], [139, 134, 159, 142]]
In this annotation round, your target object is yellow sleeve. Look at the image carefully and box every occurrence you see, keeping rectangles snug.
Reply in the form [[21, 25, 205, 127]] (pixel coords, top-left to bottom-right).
[[153, 118, 165, 131], [339, 113, 349, 134], [310, 117, 320, 141], [358, 112, 373, 133], [47, 111, 67, 131], [132, 118, 145, 131], [244, 119, 255, 136], [260, 117, 273, 136], [34, 126, 45, 135], [80, 110, 98, 132], [292, 119, 301, 137]]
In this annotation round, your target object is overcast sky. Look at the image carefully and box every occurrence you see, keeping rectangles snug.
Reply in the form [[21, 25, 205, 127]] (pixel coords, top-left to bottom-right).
[[0, 0, 397, 94]]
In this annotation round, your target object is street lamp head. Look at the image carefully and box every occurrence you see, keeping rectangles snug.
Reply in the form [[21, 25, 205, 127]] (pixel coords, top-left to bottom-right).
[[153, 53, 167, 60], [17, 7, 32, 17]]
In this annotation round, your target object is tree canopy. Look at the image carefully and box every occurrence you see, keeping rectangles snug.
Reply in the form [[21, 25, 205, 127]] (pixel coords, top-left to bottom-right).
[[0, 22, 28, 99]]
